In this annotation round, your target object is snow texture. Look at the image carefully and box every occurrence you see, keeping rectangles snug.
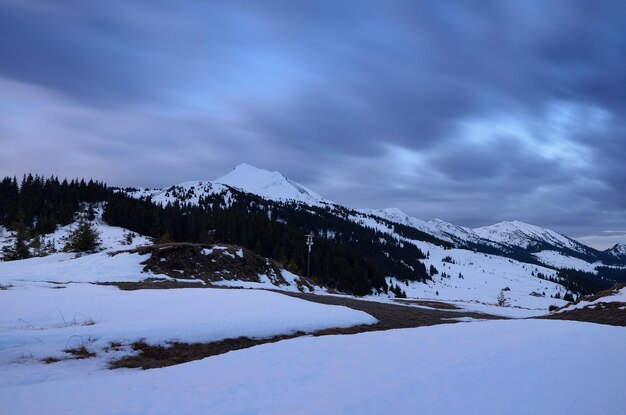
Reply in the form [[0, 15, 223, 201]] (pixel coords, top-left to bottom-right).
[[473, 220, 585, 253], [215, 163, 329, 205], [533, 250, 599, 273], [1, 319, 624, 415], [0, 251, 152, 284], [0, 284, 376, 389], [607, 243, 626, 258]]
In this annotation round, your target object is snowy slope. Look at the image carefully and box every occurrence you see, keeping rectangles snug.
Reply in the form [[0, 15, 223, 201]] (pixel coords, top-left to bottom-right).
[[473, 220, 587, 253], [126, 163, 330, 207], [606, 243, 626, 259], [215, 163, 329, 205], [533, 250, 600, 273], [0, 218, 152, 261], [2, 319, 625, 415], [340, 213, 570, 311], [358, 208, 454, 242], [115, 164, 624, 295], [385, 241, 568, 313], [124, 181, 232, 207], [356, 209, 501, 247], [428, 218, 495, 246], [0, 251, 153, 284], [0, 284, 376, 389]]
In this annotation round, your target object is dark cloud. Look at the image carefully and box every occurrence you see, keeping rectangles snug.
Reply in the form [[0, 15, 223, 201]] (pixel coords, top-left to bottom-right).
[[0, 0, 625, 247]]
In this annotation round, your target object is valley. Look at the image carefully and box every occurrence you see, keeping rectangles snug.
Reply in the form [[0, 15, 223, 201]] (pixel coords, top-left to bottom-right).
[[1, 166, 625, 414]]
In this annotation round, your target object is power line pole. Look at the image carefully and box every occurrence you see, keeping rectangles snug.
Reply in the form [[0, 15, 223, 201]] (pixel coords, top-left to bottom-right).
[[305, 233, 314, 278]]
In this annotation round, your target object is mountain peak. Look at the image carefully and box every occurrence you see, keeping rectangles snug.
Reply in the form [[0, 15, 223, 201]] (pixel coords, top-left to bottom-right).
[[215, 163, 326, 205], [232, 162, 280, 175], [607, 243, 626, 257], [473, 221, 586, 253]]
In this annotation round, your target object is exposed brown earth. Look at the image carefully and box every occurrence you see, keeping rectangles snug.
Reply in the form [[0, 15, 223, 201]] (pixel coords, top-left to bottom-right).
[[540, 283, 626, 327], [104, 244, 625, 369], [541, 302, 626, 327], [110, 289, 504, 370], [97, 278, 215, 291], [392, 298, 461, 310], [110, 243, 316, 291]]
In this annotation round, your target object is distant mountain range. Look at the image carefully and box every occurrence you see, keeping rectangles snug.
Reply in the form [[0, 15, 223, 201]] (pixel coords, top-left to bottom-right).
[[127, 163, 619, 263], [2, 165, 625, 301]]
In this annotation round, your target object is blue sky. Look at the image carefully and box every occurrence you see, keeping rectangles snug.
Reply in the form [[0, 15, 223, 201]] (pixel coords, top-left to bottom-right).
[[1, 0, 625, 248]]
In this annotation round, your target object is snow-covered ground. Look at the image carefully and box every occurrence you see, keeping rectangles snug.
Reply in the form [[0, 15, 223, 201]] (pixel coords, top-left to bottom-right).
[[345, 209, 569, 311], [387, 243, 568, 311], [0, 251, 153, 285], [212, 268, 326, 293], [0, 283, 376, 390], [1, 319, 624, 415], [0, 219, 152, 261], [216, 163, 331, 206], [533, 250, 599, 273], [126, 163, 334, 208], [473, 220, 587, 253]]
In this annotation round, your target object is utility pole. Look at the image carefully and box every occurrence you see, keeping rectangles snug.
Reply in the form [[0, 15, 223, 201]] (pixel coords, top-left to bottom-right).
[[305, 233, 314, 278]]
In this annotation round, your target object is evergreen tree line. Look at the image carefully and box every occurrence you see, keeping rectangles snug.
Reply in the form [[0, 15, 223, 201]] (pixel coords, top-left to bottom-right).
[[103, 190, 432, 295], [3, 174, 623, 296], [594, 266, 626, 283], [535, 269, 609, 296], [0, 174, 433, 295], [0, 174, 112, 234]]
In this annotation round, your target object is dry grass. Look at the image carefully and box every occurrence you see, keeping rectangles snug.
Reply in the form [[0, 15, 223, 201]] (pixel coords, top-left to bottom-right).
[[64, 345, 96, 359], [110, 291, 504, 370]]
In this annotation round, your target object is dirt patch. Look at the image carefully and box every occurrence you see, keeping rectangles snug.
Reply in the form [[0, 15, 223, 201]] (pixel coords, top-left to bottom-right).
[[110, 290, 503, 370], [111, 335, 301, 370], [541, 302, 626, 327], [109, 243, 316, 292], [279, 292, 503, 330], [540, 283, 626, 327], [97, 278, 215, 291], [557, 283, 626, 311], [392, 298, 461, 310]]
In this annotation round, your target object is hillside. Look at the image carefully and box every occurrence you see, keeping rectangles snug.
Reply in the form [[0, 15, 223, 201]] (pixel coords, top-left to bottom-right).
[[544, 283, 626, 326], [2, 168, 626, 302], [1, 169, 626, 415]]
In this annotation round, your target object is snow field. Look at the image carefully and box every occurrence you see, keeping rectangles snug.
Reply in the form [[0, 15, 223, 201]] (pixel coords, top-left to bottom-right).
[[0, 251, 152, 285], [385, 241, 568, 311], [0, 284, 377, 389], [1, 319, 624, 415], [533, 250, 600, 273]]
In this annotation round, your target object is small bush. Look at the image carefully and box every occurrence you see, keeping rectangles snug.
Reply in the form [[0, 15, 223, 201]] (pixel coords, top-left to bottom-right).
[[64, 346, 96, 359], [131, 339, 149, 351], [497, 290, 508, 307], [109, 341, 124, 350]]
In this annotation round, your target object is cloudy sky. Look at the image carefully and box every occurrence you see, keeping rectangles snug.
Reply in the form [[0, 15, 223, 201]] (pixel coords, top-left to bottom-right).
[[1, 0, 625, 249]]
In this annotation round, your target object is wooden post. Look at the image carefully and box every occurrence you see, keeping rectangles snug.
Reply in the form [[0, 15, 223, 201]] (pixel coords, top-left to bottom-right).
[[306, 233, 314, 278]]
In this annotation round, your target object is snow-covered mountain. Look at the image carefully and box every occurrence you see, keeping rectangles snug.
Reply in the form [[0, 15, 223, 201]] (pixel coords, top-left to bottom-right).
[[428, 218, 497, 247], [128, 163, 330, 207], [358, 209, 503, 248], [357, 208, 450, 241], [472, 221, 588, 253], [215, 163, 328, 206], [123, 164, 624, 277], [607, 243, 626, 260]]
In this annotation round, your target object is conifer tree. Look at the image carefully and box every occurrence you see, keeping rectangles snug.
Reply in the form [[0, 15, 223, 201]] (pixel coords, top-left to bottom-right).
[[63, 220, 101, 253]]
